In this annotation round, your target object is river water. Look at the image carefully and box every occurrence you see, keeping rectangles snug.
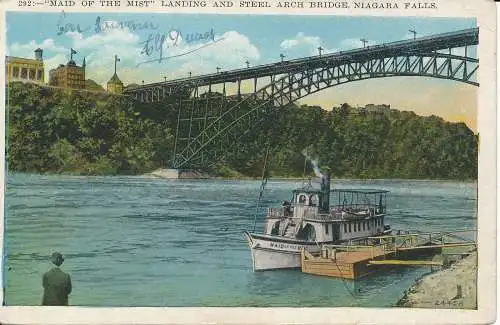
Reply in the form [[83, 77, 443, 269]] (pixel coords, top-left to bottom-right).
[[4, 174, 476, 307]]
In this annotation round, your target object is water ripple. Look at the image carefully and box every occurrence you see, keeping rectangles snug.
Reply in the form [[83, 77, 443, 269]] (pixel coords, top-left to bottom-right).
[[5, 174, 476, 307]]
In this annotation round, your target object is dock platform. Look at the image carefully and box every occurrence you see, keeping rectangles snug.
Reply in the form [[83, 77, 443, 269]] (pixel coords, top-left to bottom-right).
[[301, 230, 476, 280]]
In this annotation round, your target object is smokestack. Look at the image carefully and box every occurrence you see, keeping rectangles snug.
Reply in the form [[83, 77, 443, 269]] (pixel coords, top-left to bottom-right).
[[320, 173, 330, 212]]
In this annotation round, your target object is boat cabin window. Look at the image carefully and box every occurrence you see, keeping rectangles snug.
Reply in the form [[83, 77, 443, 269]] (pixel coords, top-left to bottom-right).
[[309, 194, 319, 206], [271, 221, 280, 235], [297, 194, 307, 205]]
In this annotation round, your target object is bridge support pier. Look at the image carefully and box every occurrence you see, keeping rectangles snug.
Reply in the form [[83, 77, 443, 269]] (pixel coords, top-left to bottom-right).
[[148, 168, 212, 179]]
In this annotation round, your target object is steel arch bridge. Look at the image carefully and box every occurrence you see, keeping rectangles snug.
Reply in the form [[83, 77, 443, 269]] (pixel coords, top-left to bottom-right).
[[124, 28, 479, 169]]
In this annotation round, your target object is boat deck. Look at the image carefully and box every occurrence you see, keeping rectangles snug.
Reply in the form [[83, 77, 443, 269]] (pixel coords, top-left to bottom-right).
[[301, 230, 477, 280], [301, 246, 393, 279]]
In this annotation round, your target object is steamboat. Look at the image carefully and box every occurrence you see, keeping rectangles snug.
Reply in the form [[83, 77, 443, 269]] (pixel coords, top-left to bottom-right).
[[244, 174, 391, 271]]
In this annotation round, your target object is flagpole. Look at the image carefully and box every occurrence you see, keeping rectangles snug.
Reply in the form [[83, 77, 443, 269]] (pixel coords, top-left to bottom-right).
[[70, 48, 77, 61], [114, 55, 117, 75]]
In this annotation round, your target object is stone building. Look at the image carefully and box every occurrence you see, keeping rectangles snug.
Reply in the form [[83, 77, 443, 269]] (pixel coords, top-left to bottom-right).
[[6, 48, 45, 83], [49, 56, 86, 90]]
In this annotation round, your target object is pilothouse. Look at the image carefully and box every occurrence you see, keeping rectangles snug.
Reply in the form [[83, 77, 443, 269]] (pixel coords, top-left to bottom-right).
[[244, 174, 391, 271]]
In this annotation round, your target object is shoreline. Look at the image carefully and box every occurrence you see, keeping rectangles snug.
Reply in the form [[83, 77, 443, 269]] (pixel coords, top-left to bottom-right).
[[396, 251, 477, 309], [8, 170, 479, 183]]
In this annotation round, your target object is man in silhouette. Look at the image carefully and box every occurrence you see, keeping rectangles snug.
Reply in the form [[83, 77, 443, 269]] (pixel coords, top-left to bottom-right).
[[42, 252, 72, 306]]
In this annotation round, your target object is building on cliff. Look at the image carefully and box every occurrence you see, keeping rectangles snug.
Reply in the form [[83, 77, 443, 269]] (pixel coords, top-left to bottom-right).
[[49, 48, 86, 90], [6, 48, 45, 83], [107, 73, 123, 94], [107, 55, 124, 94]]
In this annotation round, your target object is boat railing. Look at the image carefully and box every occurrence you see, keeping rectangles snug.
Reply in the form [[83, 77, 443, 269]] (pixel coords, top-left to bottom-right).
[[331, 204, 383, 213], [299, 206, 320, 218], [304, 207, 382, 221], [267, 207, 293, 218], [268, 205, 383, 220], [304, 212, 342, 221], [267, 207, 283, 218]]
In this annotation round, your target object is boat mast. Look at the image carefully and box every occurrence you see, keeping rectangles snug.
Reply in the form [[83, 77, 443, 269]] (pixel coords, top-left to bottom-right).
[[302, 149, 310, 187], [252, 147, 270, 232]]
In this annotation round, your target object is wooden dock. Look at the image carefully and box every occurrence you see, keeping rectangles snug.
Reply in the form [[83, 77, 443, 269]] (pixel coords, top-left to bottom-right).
[[301, 230, 476, 280]]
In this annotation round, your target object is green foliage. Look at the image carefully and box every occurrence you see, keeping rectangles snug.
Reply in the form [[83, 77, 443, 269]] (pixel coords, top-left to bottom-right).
[[85, 79, 105, 92], [222, 103, 478, 180], [6, 82, 478, 180], [7, 82, 174, 175]]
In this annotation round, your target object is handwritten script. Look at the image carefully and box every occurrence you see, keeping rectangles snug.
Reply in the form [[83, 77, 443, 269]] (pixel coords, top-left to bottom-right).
[[94, 16, 159, 33], [56, 11, 160, 35], [137, 28, 221, 66], [54, 12, 221, 66]]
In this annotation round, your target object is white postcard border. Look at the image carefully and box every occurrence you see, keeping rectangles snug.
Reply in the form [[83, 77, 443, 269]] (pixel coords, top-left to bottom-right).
[[0, 0, 496, 324]]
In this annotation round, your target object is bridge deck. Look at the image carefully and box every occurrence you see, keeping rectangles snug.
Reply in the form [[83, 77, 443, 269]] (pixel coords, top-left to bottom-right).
[[125, 28, 478, 92]]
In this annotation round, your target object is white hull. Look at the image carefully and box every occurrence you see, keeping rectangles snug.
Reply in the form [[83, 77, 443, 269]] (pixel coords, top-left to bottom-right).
[[244, 232, 322, 271]]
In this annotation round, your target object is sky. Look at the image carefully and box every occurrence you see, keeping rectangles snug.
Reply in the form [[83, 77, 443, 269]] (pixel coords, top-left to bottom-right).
[[6, 13, 478, 131]]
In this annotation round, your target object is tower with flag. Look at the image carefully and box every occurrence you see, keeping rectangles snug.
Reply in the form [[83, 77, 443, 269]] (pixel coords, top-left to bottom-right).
[[48, 47, 86, 89], [107, 55, 124, 94], [70, 48, 77, 61]]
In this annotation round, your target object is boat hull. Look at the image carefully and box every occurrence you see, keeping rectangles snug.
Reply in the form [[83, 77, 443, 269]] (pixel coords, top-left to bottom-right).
[[244, 232, 323, 271]]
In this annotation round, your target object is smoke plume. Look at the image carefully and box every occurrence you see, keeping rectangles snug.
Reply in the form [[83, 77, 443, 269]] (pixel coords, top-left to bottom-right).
[[301, 150, 324, 179]]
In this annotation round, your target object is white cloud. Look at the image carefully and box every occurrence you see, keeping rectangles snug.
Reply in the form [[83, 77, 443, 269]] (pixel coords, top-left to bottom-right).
[[132, 30, 261, 79], [280, 32, 336, 57], [43, 54, 67, 72], [8, 26, 261, 87], [9, 38, 67, 58], [281, 32, 321, 50]]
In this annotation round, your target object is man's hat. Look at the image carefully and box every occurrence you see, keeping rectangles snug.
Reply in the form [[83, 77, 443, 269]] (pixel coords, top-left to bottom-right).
[[50, 252, 64, 266]]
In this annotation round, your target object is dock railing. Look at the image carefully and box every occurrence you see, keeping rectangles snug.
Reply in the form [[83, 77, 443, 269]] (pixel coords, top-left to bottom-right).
[[368, 229, 477, 251], [322, 244, 389, 259], [315, 229, 477, 260]]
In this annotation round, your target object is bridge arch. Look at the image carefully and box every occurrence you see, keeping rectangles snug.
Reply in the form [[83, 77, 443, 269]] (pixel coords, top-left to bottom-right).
[[172, 50, 478, 168]]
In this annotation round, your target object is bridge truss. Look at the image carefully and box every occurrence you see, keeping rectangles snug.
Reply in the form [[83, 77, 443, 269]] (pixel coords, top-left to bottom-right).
[[124, 28, 479, 169]]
